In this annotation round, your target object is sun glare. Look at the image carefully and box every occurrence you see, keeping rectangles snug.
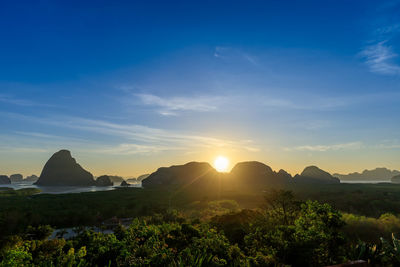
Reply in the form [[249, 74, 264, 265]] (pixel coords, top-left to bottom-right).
[[214, 156, 229, 172]]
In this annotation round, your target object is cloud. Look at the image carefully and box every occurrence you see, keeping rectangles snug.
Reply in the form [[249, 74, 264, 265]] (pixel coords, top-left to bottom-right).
[[262, 91, 400, 111], [376, 139, 400, 149], [0, 94, 57, 108], [214, 46, 259, 65], [286, 142, 363, 152], [92, 143, 181, 155], [2, 113, 259, 155], [0, 94, 38, 106], [0, 146, 50, 153], [136, 94, 223, 115], [262, 95, 353, 111], [63, 117, 259, 152], [361, 41, 400, 75]]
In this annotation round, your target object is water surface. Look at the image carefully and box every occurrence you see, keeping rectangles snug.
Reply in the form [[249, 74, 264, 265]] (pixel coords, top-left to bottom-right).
[[0, 181, 142, 194]]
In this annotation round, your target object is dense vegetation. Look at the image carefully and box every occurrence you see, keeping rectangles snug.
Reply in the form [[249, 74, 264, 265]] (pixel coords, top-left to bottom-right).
[[2, 184, 400, 266]]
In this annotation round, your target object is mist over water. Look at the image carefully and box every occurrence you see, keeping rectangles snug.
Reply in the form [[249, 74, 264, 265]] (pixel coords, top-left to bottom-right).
[[0, 181, 142, 194]]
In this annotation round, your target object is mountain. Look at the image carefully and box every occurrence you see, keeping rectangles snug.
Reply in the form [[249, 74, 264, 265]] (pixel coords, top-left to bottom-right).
[[107, 176, 124, 184], [229, 161, 292, 190], [0, 175, 11, 184], [142, 161, 293, 192], [294, 166, 340, 184], [126, 178, 137, 183], [120, 180, 130, 187], [142, 162, 218, 188], [334, 168, 400, 181], [35, 150, 95, 186], [391, 175, 400, 184], [10, 174, 23, 182], [141, 161, 342, 191], [127, 174, 150, 183], [136, 174, 150, 181], [95, 175, 113, 186], [24, 175, 39, 183]]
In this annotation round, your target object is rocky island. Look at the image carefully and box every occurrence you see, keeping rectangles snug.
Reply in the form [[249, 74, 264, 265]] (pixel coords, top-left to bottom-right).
[[0, 175, 11, 184], [35, 150, 95, 186]]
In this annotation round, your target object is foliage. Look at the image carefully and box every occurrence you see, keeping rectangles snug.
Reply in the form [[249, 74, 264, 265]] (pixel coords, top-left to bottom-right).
[[0, 188, 41, 197], [3, 186, 400, 265], [245, 197, 346, 266], [343, 212, 400, 242]]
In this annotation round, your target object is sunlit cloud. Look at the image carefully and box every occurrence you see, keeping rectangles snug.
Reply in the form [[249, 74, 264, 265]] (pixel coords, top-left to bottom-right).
[[1, 113, 259, 155]]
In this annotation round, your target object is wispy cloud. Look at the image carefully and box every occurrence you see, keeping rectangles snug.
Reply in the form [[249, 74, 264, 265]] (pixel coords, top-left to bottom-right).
[[136, 94, 223, 116], [361, 3, 400, 76], [2, 113, 259, 155], [61, 117, 259, 152], [262, 92, 400, 111], [286, 142, 363, 152], [361, 41, 400, 75], [92, 143, 181, 155], [376, 139, 400, 149], [214, 46, 259, 65], [0, 146, 50, 153], [0, 94, 38, 106]]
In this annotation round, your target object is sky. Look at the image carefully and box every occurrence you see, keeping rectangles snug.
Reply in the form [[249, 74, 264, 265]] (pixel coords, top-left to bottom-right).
[[0, 0, 399, 177]]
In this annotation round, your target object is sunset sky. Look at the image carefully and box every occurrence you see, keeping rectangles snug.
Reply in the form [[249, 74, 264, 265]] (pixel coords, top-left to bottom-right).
[[0, 0, 399, 177]]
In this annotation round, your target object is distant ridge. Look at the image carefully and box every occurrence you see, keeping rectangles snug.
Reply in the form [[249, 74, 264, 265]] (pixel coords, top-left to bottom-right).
[[334, 168, 400, 181]]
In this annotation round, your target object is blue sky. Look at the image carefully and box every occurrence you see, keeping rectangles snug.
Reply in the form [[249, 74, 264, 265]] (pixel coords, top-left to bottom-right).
[[0, 0, 399, 177]]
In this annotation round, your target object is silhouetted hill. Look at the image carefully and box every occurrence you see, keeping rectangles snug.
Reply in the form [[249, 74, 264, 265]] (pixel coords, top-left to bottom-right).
[[24, 175, 38, 183], [127, 174, 150, 183], [142, 161, 343, 191], [136, 174, 150, 181], [334, 168, 400, 181], [35, 150, 95, 186], [229, 161, 292, 190], [142, 162, 217, 188], [120, 180, 130, 187], [0, 175, 11, 184], [295, 166, 340, 184], [107, 176, 124, 184], [142, 161, 295, 192], [95, 175, 113, 186], [10, 174, 23, 182], [391, 175, 400, 184]]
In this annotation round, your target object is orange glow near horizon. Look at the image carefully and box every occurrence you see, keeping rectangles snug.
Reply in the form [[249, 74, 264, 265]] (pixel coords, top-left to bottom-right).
[[214, 156, 230, 172]]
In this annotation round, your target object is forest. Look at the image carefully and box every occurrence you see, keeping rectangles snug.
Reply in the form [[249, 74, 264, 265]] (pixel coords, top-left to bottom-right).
[[2, 184, 400, 266]]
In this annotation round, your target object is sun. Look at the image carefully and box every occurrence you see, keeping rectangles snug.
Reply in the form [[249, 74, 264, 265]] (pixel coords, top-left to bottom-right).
[[214, 156, 229, 172]]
